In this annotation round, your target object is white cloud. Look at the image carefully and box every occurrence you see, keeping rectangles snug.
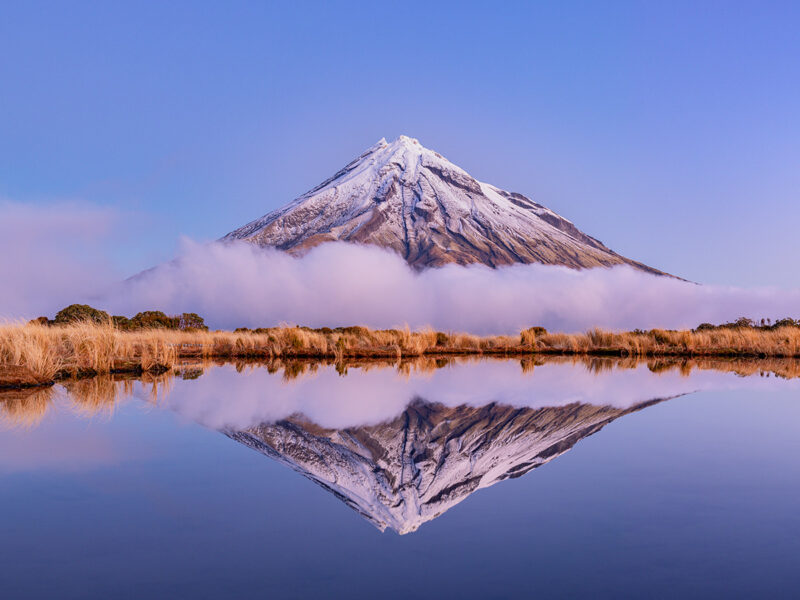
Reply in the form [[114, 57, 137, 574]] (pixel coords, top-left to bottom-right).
[[0, 200, 119, 319], [158, 360, 800, 431], [105, 240, 800, 333], [1, 199, 797, 333]]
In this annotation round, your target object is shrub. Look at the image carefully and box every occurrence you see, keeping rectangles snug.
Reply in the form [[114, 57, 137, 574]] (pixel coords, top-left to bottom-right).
[[130, 311, 179, 329], [773, 318, 799, 329], [112, 315, 132, 330], [179, 312, 208, 331], [54, 304, 110, 325]]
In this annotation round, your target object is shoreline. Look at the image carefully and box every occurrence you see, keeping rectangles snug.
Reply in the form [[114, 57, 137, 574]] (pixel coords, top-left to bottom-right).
[[3, 321, 800, 389]]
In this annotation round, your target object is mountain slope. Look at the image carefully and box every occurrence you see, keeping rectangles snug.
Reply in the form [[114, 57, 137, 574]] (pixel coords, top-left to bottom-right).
[[223, 136, 666, 273], [227, 397, 668, 534]]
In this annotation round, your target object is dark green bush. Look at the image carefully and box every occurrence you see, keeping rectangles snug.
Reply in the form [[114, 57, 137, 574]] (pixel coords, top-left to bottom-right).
[[693, 317, 800, 333], [178, 312, 208, 331], [111, 315, 132, 330], [49, 305, 212, 331], [773, 318, 799, 328], [54, 304, 110, 325], [732, 317, 754, 328], [130, 311, 180, 329]]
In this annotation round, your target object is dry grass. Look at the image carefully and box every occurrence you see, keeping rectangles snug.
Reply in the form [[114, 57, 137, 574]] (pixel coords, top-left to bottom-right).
[[2, 321, 800, 383], [538, 326, 800, 358]]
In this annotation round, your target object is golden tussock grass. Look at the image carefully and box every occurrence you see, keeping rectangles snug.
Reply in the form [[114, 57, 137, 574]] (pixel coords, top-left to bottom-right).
[[2, 321, 800, 383], [537, 326, 800, 358]]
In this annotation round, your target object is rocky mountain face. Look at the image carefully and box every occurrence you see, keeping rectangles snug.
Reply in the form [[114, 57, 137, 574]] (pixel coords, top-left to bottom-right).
[[227, 397, 665, 534], [223, 136, 666, 273]]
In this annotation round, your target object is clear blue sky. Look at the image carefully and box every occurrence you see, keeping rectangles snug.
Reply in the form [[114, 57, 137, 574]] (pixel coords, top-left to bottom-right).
[[2, 1, 799, 286]]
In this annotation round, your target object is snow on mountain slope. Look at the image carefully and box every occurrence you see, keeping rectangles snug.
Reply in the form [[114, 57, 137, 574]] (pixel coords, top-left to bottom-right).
[[223, 136, 667, 273], [227, 397, 667, 534]]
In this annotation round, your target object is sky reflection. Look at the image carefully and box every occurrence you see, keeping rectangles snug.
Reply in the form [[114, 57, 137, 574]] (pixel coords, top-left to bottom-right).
[[153, 357, 800, 431], [2, 356, 800, 596]]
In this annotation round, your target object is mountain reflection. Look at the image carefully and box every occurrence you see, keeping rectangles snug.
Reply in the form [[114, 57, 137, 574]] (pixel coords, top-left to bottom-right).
[[229, 397, 666, 533], [2, 355, 800, 533]]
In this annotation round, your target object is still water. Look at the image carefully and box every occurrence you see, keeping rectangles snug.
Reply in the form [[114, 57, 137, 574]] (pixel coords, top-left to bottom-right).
[[1, 357, 799, 599]]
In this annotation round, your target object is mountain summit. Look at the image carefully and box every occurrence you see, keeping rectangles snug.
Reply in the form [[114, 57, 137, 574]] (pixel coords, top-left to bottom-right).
[[224, 136, 665, 273]]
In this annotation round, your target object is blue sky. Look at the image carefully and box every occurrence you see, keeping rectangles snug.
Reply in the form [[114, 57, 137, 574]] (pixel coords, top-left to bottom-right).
[[2, 1, 799, 286]]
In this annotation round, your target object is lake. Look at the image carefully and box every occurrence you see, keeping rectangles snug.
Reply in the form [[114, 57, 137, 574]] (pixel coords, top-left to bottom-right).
[[2, 356, 799, 599]]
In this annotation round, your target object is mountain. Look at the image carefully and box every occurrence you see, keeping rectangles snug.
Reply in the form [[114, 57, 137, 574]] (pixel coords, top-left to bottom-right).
[[227, 396, 667, 534], [223, 136, 666, 274]]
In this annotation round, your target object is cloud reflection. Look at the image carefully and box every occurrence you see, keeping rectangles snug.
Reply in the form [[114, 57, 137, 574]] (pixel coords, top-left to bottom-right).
[[149, 357, 800, 431]]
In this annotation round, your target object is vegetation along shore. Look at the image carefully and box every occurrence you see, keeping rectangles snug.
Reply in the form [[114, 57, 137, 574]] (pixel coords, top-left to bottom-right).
[[2, 304, 800, 389]]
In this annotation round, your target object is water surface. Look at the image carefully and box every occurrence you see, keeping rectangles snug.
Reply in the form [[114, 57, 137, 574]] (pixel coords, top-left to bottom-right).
[[2, 357, 799, 598]]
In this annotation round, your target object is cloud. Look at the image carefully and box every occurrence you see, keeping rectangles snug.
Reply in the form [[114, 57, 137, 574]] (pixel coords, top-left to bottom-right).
[[0, 200, 119, 319], [101, 239, 800, 333], [1, 199, 797, 332], [158, 360, 800, 431]]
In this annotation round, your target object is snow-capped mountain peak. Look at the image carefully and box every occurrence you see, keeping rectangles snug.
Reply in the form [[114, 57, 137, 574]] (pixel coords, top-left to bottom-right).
[[223, 136, 666, 274]]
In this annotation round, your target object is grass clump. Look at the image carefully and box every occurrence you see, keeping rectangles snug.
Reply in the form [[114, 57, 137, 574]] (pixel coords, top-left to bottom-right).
[[3, 313, 800, 384]]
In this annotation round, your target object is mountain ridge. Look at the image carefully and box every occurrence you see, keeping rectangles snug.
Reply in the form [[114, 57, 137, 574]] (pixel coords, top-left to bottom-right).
[[224, 136, 667, 274]]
